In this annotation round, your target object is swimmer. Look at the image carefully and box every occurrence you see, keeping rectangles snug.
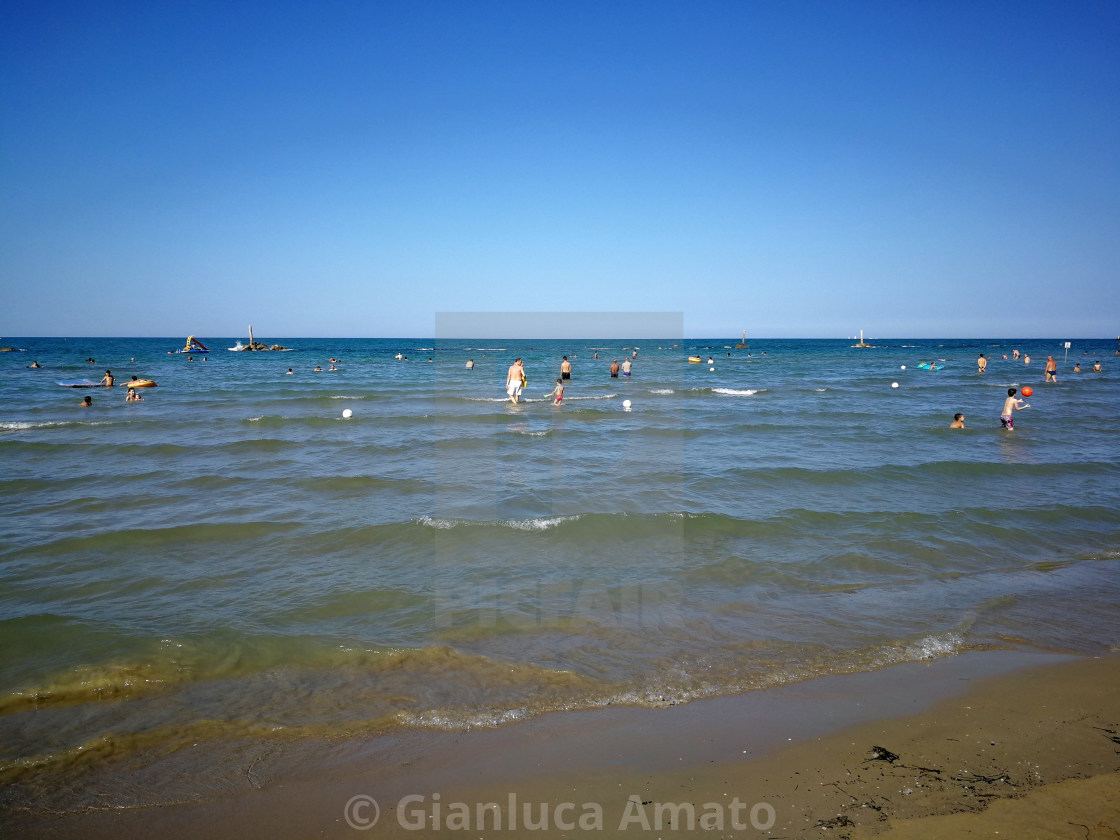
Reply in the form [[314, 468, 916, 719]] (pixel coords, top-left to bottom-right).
[[1073, 363, 1081, 373], [1000, 388, 1029, 430], [314, 366, 323, 372], [1044, 355, 1057, 382], [621, 358, 632, 376], [287, 368, 294, 375], [977, 353, 987, 374], [99, 370, 114, 387], [561, 356, 572, 380], [950, 413, 965, 429], [466, 359, 474, 369], [80, 395, 92, 407], [125, 387, 142, 402], [1093, 361, 1103, 372], [610, 360, 619, 378], [29, 361, 40, 368]]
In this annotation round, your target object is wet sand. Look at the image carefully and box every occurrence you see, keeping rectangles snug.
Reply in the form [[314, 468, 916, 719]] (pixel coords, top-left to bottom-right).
[[8, 650, 1119, 838]]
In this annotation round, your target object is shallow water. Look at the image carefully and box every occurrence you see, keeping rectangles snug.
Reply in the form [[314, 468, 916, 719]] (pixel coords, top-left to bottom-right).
[[1, 336, 1118, 793]]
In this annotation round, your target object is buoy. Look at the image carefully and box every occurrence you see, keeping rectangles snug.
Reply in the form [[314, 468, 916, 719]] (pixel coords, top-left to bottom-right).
[[900, 365, 906, 370], [709, 366, 715, 371], [342, 409, 353, 419], [622, 399, 632, 410], [1021, 386, 1033, 397], [891, 382, 899, 389]]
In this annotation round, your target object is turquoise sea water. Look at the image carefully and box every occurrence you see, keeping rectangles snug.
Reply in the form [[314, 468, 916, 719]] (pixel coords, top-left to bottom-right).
[[1, 336, 1119, 803]]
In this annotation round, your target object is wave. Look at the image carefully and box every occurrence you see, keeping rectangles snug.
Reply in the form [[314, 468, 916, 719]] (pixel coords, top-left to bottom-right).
[[0, 419, 120, 433], [417, 514, 581, 532], [711, 387, 764, 396]]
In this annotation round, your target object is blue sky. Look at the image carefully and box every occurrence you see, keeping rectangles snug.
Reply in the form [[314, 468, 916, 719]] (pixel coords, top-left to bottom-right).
[[2, 1, 1118, 338]]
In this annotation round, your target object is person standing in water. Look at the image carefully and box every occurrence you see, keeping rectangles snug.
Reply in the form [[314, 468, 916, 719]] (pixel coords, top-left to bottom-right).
[[977, 353, 987, 375], [1044, 355, 1058, 382], [99, 370, 114, 387], [506, 358, 525, 404], [560, 356, 572, 381], [1001, 388, 1029, 430], [545, 378, 565, 405]]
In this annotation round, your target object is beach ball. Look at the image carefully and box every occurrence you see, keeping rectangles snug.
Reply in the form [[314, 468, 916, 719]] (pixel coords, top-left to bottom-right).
[[342, 409, 353, 419], [891, 382, 899, 389], [900, 365, 906, 370], [1021, 386, 1033, 397], [622, 399, 632, 410], [709, 366, 715, 371]]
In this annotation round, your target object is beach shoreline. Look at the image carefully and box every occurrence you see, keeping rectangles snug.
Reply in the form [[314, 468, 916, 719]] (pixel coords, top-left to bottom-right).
[[8, 649, 1119, 838]]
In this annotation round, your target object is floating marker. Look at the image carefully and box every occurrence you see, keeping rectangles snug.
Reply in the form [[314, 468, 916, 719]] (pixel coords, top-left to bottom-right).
[[622, 399, 632, 410], [342, 409, 353, 419], [891, 382, 899, 389], [900, 365, 906, 370], [709, 366, 715, 371]]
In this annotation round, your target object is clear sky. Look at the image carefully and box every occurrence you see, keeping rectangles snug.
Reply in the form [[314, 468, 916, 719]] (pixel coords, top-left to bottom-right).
[[2, 1, 1118, 338]]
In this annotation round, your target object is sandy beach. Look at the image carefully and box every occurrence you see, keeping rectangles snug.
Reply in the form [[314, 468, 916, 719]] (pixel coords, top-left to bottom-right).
[[8, 649, 1118, 838]]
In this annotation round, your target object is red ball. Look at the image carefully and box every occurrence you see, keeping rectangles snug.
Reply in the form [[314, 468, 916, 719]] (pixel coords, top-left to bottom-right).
[[1021, 386, 1034, 397]]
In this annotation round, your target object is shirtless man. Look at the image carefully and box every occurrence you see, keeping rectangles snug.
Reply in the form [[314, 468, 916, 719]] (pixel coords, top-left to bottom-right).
[[950, 413, 965, 428], [1001, 388, 1029, 430], [1044, 355, 1057, 382], [621, 358, 632, 376], [977, 353, 987, 375], [560, 356, 572, 381], [506, 358, 525, 404], [1093, 361, 1103, 372], [99, 370, 114, 387], [609, 360, 620, 378]]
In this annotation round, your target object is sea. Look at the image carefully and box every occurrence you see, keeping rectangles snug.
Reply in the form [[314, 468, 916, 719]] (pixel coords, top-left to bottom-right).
[[1, 336, 1118, 808]]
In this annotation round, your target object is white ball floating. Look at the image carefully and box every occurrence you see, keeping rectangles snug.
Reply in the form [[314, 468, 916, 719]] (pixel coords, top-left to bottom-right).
[[342, 408, 353, 419], [709, 366, 715, 371], [891, 382, 899, 389], [900, 365, 906, 370], [622, 399, 632, 410]]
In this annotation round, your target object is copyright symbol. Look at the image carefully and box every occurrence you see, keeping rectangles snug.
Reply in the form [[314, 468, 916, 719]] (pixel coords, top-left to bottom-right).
[[344, 794, 380, 830]]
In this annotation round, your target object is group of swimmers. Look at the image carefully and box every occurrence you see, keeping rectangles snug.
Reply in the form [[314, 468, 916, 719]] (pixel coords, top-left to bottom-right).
[[79, 388, 143, 406], [502, 353, 638, 406], [960, 352, 1106, 430]]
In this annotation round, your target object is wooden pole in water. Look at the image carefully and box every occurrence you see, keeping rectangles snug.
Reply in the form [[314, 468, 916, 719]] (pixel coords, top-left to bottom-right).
[[249, 325, 255, 347]]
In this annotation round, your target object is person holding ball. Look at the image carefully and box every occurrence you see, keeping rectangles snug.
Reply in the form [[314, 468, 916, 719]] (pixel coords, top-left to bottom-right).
[[1001, 388, 1030, 430]]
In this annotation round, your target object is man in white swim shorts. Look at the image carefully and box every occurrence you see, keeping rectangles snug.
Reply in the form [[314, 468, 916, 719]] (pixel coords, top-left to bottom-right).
[[506, 358, 525, 404]]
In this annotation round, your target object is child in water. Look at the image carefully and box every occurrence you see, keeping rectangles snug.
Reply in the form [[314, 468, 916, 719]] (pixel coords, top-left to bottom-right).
[[545, 378, 564, 405], [1001, 388, 1029, 430]]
